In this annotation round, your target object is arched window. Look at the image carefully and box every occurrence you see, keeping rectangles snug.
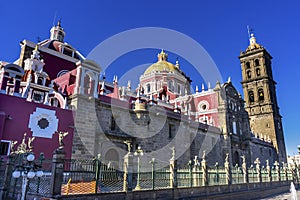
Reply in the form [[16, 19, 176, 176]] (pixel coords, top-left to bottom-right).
[[38, 77, 43, 85], [146, 84, 151, 93], [246, 62, 250, 69], [258, 89, 264, 101], [255, 59, 260, 66], [248, 91, 254, 103], [233, 151, 239, 166], [256, 68, 261, 76], [110, 116, 116, 130], [247, 70, 251, 79]]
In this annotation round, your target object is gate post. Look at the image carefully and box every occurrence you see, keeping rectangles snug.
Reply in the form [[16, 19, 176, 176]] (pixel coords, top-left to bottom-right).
[[241, 155, 248, 184], [123, 152, 133, 191], [169, 158, 177, 188], [274, 161, 280, 181], [0, 155, 15, 199], [254, 158, 262, 183], [49, 148, 65, 198], [192, 156, 200, 187], [224, 153, 231, 185], [201, 154, 208, 186]]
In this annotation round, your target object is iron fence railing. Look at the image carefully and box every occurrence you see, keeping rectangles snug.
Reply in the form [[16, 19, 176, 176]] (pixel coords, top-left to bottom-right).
[[2, 154, 299, 198]]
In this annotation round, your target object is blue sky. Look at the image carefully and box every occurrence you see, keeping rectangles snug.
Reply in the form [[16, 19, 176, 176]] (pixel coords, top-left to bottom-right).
[[0, 1, 299, 155]]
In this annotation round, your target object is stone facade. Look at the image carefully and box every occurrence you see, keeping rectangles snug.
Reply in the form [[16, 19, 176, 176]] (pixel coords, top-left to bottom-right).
[[239, 34, 287, 163], [0, 23, 286, 169]]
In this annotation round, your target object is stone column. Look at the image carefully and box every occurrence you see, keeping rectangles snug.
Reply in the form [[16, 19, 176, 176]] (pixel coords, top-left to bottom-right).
[[150, 158, 156, 190], [254, 158, 262, 183], [224, 153, 231, 185], [241, 156, 248, 184], [123, 153, 133, 192], [274, 161, 280, 181], [192, 156, 200, 187], [170, 159, 177, 188], [49, 149, 65, 198], [202, 156, 208, 186]]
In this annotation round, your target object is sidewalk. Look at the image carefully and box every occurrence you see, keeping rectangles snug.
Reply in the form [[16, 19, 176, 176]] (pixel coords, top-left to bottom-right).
[[261, 190, 300, 200]]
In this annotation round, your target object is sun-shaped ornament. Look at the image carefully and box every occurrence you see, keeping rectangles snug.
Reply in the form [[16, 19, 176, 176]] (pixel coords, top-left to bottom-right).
[[28, 107, 59, 138]]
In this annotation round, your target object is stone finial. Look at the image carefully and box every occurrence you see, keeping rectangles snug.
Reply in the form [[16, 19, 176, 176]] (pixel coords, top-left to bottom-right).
[[201, 83, 205, 92], [225, 153, 229, 163], [170, 146, 176, 160], [195, 85, 199, 93], [194, 155, 200, 166], [127, 80, 131, 91], [208, 82, 211, 90], [227, 76, 231, 83], [124, 140, 132, 153], [175, 57, 180, 69], [241, 155, 246, 164], [254, 158, 260, 165], [202, 150, 206, 160]]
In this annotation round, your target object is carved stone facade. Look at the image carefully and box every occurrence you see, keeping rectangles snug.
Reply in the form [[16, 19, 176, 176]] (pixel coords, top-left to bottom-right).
[[239, 34, 287, 163], [0, 23, 286, 168]]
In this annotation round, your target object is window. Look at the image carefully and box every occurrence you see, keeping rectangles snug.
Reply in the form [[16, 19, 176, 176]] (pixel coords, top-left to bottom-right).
[[255, 59, 260, 66], [258, 89, 264, 101], [110, 116, 116, 130], [177, 85, 181, 94], [32, 90, 44, 103], [248, 91, 254, 103], [247, 70, 251, 79], [37, 77, 44, 85], [0, 141, 10, 155], [246, 62, 250, 69], [168, 124, 177, 139], [169, 124, 173, 138], [198, 101, 209, 112], [256, 68, 261, 76], [232, 121, 237, 134], [146, 84, 151, 93]]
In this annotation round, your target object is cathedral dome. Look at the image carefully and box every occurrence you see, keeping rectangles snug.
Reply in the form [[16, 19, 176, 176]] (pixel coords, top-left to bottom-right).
[[144, 60, 179, 75], [143, 50, 180, 75]]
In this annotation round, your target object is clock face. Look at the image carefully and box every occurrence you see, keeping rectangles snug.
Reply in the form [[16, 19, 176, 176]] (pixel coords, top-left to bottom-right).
[[28, 107, 59, 138]]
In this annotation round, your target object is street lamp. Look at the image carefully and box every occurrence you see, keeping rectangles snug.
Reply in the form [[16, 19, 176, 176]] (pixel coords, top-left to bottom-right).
[[12, 153, 44, 200], [134, 146, 144, 190]]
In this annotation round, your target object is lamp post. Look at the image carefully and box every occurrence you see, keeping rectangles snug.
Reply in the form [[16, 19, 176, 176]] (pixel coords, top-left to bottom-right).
[[134, 146, 143, 190], [12, 153, 44, 200]]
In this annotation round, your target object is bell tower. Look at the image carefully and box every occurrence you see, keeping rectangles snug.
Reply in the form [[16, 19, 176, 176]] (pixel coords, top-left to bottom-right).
[[239, 33, 287, 162]]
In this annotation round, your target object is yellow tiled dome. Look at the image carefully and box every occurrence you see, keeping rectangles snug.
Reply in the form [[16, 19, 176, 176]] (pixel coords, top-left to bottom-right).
[[144, 60, 179, 75], [143, 49, 180, 75]]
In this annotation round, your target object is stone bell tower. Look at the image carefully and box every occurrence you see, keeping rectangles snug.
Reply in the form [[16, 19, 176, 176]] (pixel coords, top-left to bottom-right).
[[239, 33, 287, 163]]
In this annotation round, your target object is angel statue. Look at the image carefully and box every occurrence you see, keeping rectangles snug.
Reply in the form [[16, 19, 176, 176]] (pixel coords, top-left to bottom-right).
[[58, 131, 69, 149], [10, 140, 18, 154]]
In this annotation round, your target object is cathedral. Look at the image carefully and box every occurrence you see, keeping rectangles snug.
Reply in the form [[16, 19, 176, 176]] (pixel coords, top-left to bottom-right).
[[0, 22, 287, 168]]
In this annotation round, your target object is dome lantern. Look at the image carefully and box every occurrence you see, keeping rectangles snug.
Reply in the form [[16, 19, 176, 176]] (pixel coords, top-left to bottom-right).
[[50, 20, 65, 42]]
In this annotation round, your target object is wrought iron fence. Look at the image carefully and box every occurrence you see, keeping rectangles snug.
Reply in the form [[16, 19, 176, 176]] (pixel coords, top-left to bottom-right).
[[1, 153, 299, 199], [177, 165, 192, 188], [27, 159, 52, 196], [231, 166, 244, 184]]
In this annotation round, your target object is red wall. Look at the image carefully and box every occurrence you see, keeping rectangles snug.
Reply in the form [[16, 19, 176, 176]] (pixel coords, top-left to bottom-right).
[[0, 94, 74, 159]]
